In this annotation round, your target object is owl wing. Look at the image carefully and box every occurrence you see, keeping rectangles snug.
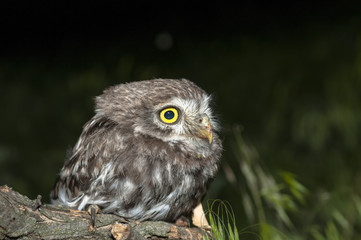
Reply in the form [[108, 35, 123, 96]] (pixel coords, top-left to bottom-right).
[[51, 116, 126, 210]]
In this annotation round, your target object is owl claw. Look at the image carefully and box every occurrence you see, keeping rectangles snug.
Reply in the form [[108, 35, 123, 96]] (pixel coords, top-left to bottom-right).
[[192, 203, 211, 230], [87, 204, 101, 227]]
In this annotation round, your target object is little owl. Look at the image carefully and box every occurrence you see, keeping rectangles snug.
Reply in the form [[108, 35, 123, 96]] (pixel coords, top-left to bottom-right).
[[50, 79, 222, 228]]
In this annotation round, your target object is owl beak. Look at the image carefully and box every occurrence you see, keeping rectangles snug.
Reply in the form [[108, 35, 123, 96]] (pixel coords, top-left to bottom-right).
[[196, 114, 213, 144]]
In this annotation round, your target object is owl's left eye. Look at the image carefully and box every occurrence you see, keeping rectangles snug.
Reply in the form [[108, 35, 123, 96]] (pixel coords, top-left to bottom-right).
[[159, 107, 179, 124]]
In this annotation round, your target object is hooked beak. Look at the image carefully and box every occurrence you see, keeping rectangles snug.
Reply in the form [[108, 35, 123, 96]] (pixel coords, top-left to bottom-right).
[[196, 114, 213, 144]]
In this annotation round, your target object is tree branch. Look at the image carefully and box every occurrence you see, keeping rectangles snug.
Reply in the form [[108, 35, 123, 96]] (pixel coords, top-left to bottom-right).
[[0, 185, 210, 240]]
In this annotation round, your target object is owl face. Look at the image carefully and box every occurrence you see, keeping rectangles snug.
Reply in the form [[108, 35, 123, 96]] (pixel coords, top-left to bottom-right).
[[95, 78, 219, 158], [132, 88, 218, 156], [151, 97, 214, 141]]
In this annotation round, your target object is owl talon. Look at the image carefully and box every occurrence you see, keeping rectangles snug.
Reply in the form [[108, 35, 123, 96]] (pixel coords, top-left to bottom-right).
[[87, 204, 101, 227], [192, 203, 211, 230]]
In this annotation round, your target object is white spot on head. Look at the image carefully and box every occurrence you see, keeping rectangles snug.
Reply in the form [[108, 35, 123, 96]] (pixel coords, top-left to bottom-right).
[[134, 125, 143, 136]]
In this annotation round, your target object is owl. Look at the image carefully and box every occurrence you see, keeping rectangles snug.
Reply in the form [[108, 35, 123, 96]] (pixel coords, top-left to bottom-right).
[[50, 78, 222, 227]]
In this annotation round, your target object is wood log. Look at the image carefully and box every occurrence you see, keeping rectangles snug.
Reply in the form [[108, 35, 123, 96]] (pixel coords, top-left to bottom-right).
[[0, 185, 210, 240]]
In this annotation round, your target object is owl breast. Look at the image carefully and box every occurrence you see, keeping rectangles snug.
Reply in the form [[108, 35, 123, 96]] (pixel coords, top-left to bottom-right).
[[87, 133, 221, 221]]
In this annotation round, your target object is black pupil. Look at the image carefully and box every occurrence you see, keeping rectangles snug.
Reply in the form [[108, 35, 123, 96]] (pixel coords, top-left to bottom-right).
[[164, 110, 175, 120]]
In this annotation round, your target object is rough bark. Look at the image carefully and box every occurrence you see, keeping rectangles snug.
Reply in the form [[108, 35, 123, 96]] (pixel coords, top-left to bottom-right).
[[0, 185, 210, 240]]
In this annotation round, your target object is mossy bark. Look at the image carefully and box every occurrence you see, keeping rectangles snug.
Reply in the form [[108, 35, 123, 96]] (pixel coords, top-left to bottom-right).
[[0, 185, 209, 240]]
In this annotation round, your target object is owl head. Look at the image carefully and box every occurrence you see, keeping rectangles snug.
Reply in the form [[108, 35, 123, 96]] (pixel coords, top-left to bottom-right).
[[94, 78, 220, 157]]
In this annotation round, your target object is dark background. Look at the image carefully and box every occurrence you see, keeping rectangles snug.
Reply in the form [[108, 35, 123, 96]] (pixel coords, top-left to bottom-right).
[[1, 1, 361, 238]]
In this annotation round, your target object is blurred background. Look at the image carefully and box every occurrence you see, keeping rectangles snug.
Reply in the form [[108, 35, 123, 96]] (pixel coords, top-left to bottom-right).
[[1, 1, 361, 239]]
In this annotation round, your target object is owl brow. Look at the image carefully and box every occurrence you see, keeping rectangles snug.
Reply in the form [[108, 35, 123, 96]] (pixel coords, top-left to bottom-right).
[[169, 98, 200, 112]]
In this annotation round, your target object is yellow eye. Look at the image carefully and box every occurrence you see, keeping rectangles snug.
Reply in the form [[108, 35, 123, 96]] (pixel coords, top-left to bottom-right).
[[159, 107, 179, 124]]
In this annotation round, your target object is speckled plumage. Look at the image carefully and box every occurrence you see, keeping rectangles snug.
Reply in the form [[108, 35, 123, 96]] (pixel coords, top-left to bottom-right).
[[50, 78, 222, 222]]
